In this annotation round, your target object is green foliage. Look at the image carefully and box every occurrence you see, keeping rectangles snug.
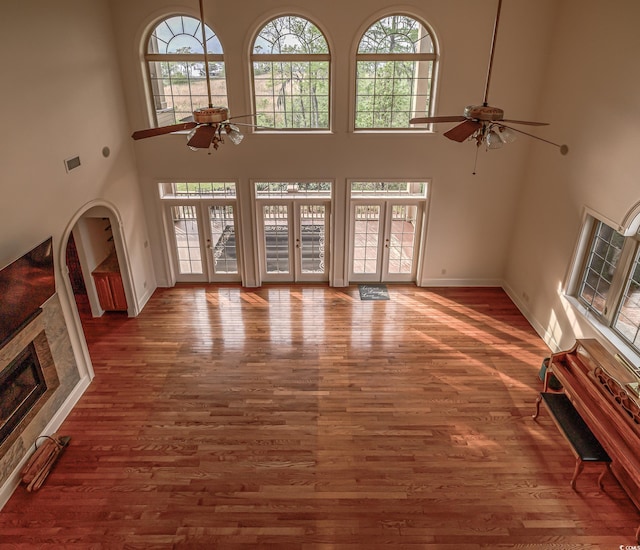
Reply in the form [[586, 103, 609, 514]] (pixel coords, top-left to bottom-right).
[[253, 16, 330, 129], [255, 16, 328, 55], [355, 15, 434, 128], [355, 60, 418, 128]]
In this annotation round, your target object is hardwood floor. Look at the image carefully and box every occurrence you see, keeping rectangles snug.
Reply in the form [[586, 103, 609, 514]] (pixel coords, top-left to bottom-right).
[[1, 285, 638, 548]]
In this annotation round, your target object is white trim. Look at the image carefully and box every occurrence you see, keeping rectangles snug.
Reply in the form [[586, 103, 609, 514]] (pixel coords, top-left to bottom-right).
[[502, 281, 561, 353], [556, 203, 640, 364], [582, 205, 625, 235], [564, 295, 640, 367], [246, 12, 332, 132], [423, 277, 504, 288], [563, 209, 596, 296], [346, 179, 430, 285], [349, 8, 440, 132], [59, 200, 141, 380], [621, 199, 640, 236]]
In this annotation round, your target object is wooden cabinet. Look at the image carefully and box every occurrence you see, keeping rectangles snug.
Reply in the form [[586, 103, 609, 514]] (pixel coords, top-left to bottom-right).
[[92, 253, 127, 312]]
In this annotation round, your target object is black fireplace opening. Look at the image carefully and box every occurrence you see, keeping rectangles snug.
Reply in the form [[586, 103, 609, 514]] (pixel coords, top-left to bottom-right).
[[0, 342, 47, 446]]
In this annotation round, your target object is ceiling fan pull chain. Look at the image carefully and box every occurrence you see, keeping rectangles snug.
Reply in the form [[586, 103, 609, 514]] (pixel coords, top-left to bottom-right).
[[472, 142, 481, 175]]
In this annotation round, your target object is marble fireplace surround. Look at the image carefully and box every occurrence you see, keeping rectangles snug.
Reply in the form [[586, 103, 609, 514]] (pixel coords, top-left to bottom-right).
[[0, 294, 82, 496], [0, 331, 59, 450]]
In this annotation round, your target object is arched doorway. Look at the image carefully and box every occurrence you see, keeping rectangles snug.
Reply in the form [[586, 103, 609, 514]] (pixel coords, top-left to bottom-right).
[[66, 207, 130, 320], [59, 201, 138, 379]]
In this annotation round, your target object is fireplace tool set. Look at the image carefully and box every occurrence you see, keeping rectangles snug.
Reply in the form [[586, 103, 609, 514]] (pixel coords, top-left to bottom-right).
[[20, 434, 70, 492]]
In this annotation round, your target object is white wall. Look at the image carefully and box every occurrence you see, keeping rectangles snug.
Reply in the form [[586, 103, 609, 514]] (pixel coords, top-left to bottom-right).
[[9, 0, 628, 361], [109, 0, 557, 287], [0, 1, 155, 369], [505, 0, 640, 353]]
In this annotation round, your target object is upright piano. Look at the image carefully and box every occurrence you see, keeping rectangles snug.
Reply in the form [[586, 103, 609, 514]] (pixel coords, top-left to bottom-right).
[[544, 339, 640, 541]]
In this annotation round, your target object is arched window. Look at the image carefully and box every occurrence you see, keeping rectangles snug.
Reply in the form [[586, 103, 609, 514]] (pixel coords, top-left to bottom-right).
[[144, 15, 227, 127], [251, 16, 330, 130], [355, 15, 437, 129]]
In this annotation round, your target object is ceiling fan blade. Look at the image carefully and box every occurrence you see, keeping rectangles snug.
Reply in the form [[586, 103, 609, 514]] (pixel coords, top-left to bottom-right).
[[410, 116, 466, 124], [444, 120, 482, 142], [132, 122, 197, 140], [228, 113, 256, 121], [502, 119, 549, 126], [187, 125, 217, 148], [230, 121, 277, 129], [500, 124, 569, 155]]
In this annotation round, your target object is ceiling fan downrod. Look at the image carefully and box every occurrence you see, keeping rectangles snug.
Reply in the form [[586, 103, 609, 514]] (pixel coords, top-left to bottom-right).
[[483, 0, 502, 106], [199, 0, 213, 110]]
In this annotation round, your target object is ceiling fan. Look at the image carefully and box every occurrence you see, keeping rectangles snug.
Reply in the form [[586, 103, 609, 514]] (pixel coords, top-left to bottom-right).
[[410, 0, 568, 156], [131, 0, 249, 151]]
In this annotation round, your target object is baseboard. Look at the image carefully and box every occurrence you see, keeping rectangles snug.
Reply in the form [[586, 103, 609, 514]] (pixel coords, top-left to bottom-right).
[[419, 277, 504, 287], [501, 282, 560, 352], [134, 284, 155, 316], [0, 375, 91, 510]]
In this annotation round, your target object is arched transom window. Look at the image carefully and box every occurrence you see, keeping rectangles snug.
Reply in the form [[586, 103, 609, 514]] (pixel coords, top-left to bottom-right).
[[355, 15, 437, 129], [145, 15, 227, 126], [251, 16, 330, 130]]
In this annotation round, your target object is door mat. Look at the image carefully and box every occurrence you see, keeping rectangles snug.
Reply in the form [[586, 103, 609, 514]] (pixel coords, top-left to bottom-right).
[[358, 284, 389, 300]]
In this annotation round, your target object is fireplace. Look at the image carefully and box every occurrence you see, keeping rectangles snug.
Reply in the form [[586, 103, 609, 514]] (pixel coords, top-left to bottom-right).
[[0, 342, 47, 446], [0, 295, 79, 491]]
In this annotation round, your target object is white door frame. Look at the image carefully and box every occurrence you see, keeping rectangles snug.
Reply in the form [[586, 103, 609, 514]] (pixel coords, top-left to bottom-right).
[[165, 200, 241, 283], [348, 199, 424, 283], [256, 199, 330, 283]]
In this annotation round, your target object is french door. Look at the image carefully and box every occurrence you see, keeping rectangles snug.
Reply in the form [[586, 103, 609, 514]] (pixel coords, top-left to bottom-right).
[[349, 200, 423, 283], [257, 201, 329, 282], [167, 202, 241, 282]]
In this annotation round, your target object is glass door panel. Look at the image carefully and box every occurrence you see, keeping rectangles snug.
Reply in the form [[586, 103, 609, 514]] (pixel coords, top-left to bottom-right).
[[167, 202, 241, 283], [349, 201, 422, 283], [262, 204, 291, 277], [384, 204, 418, 279], [296, 203, 328, 281], [207, 204, 239, 279], [351, 204, 382, 281], [170, 205, 204, 277], [258, 201, 330, 282]]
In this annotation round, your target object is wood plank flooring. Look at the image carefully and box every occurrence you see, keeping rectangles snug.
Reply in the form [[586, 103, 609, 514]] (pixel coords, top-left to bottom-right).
[[1, 285, 638, 548]]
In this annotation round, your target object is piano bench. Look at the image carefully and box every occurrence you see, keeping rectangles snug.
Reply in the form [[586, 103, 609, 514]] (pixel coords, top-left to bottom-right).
[[533, 392, 612, 490]]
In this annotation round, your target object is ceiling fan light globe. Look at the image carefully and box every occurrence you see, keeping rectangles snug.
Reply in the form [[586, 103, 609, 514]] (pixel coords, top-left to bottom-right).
[[486, 130, 504, 149], [497, 126, 517, 144], [225, 124, 244, 145]]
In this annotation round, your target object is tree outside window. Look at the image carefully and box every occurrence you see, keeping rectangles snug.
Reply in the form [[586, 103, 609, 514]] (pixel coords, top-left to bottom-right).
[[145, 15, 227, 126], [355, 15, 437, 129], [252, 16, 330, 130]]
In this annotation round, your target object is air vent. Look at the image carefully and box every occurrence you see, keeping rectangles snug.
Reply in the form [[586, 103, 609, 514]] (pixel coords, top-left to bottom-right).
[[64, 156, 81, 173]]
